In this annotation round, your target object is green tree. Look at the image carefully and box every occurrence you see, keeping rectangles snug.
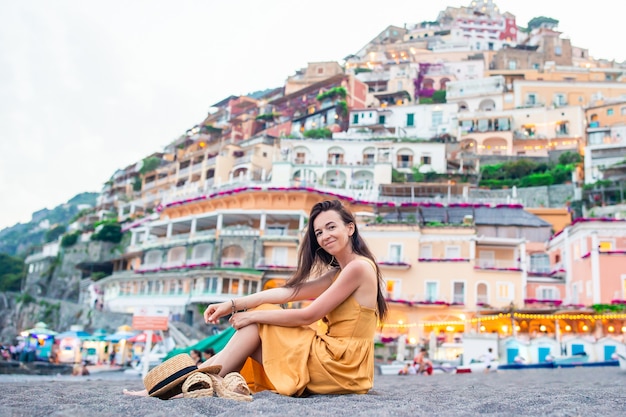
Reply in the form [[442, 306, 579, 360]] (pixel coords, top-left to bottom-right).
[[60, 231, 80, 247], [558, 151, 582, 165], [391, 168, 406, 183], [0, 253, 25, 292], [528, 16, 559, 30], [91, 223, 123, 244], [139, 156, 162, 175], [432, 90, 446, 103], [44, 224, 66, 243], [303, 128, 332, 138]]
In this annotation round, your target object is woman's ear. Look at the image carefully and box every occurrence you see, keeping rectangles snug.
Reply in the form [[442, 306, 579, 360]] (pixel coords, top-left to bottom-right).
[[348, 222, 355, 237]]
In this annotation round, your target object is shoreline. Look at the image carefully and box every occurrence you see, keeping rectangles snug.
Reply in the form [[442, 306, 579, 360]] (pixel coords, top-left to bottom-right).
[[0, 366, 624, 416]]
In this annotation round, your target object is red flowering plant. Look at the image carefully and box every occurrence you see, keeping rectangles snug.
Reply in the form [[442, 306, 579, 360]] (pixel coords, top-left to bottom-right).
[[418, 258, 470, 262]]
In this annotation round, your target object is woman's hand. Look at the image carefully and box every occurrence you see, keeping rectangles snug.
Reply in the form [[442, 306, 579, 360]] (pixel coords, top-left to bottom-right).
[[204, 302, 231, 324], [229, 311, 256, 330]]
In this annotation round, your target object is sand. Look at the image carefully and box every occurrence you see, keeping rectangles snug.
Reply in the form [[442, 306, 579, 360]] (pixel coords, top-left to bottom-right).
[[0, 366, 624, 416]]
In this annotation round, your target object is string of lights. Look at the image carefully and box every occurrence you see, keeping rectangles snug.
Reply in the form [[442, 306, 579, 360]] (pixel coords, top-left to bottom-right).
[[386, 312, 626, 328]]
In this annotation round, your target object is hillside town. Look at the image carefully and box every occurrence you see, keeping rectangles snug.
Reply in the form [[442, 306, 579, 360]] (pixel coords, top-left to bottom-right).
[[6, 0, 626, 372]]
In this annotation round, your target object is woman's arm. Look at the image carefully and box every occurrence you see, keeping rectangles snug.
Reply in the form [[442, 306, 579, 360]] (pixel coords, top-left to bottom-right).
[[204, 269, 336, 324], [229, 259, 374, 329]]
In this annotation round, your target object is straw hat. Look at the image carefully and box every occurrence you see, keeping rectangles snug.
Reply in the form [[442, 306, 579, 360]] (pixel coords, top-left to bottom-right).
[[143, 353, 221, 399]]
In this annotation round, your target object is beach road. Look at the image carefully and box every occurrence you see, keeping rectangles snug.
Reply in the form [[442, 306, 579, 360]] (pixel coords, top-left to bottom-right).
[[0, 366, 624, 416]]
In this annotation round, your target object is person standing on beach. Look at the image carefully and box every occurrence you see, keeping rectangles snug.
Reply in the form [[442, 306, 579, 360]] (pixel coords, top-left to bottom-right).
[[483, 347, 496, 373], [125, 199, 388, 397]]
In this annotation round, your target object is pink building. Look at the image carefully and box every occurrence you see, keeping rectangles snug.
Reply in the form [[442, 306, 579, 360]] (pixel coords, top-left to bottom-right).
[[547, 218, 626, 306]]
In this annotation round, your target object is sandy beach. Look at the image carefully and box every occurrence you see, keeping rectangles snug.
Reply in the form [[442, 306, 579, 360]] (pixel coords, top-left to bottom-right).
[[0, 366, 624, 417]]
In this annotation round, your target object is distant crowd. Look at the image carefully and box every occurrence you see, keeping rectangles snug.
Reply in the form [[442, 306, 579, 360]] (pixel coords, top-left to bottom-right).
[[398, 347, 433, 376]]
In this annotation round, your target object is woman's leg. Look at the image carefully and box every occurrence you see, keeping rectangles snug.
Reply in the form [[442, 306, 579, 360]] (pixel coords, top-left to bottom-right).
[[124, 325, 262, 396], [200, 324, 261, 377]]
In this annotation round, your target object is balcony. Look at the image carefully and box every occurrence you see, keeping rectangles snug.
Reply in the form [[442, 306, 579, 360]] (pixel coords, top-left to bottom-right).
[[378, 258, 411, 269], [261, 229, 300, 241], [523, 298, 563, 309], [221, 257, 244, 268], [474, 259, 521, 272], [178, 167, 190, 178], [220, 227, 260, 237], [233, 155, 252, 166], [255, 257, 296, 271]]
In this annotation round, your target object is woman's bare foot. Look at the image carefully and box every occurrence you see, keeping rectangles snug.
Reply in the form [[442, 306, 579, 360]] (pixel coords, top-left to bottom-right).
[[123, 388, 148, 397]]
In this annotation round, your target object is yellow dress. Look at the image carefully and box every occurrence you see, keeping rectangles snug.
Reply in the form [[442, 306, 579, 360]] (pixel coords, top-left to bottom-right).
[[240, 260, 378, 397]]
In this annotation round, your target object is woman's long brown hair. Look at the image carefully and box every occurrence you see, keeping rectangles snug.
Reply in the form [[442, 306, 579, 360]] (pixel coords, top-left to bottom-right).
[[285, 200, 388, 321]]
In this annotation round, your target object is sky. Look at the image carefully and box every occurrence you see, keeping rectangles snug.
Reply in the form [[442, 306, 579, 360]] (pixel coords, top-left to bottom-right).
[[1, 0, 623, 230]]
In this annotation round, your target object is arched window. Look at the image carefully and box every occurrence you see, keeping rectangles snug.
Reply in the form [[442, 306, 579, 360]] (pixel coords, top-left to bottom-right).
[[477, 283, 488, 305]]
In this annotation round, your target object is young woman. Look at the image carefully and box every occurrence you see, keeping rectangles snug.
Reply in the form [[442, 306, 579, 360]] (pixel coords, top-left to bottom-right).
[[125, 199, 387, 397]]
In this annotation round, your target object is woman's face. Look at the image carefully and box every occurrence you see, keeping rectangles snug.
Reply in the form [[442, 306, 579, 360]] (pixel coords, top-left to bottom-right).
[[190, 351, 200, 361], [313, 210, 353, 256]]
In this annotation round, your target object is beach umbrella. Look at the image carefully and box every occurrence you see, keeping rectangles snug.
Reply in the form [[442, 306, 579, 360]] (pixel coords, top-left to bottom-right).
[[85, 328, 108, 341], [164, 327, 236, 360], [128, 332, 163, 344], [104, 330, 136, 343], [21, 322, 58, 338], [56, 330, 92, 341]]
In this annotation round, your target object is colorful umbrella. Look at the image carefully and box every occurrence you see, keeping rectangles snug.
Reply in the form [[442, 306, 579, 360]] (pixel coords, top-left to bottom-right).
[[56, 330, 92, 340], [128, 332, 163, 344], [21, 322, 58, 338]]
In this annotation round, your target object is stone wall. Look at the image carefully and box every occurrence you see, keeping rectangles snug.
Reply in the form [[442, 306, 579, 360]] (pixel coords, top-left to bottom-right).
[[0, 292, 131, 344], [469, 183, 576, 208]]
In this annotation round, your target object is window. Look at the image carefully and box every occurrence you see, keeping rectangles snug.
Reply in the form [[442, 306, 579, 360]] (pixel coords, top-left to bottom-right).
[[431, 111, 443, 126], [496, 282, 514, 301], [478, 250, 495, 268], [599, 241, 613, 251], [526, 94, 537, 105], [538, 287, 559, 300], [529, 253, 550, 274], [508, 60, 517, 70], [621, 107, 626, 116], [272, 247, 288, 265], [398, 154, 411, 168], [426, 281, 438, 302], [420, 155, 432, 165], [453, 282, 465, 304], [553, 94, 567, 106], [522, 124, 536, 137], [586, 281, 592, 297], [555, 46, 562, 56], [385, 279, 402, 299], [204, 277, 218, 293], [556, 121, 569, 135], [445, 246, 461, 259], [420, 245, 432, 259], [477, 283, 488, 304], [266, 225, 286, 236], [389, 244, 402, 263], [378, 115, 386, 124], [406, 113, 414, 127], [352, 114, 359, 124], [607, 108, 614, 116], [571, 282, 579, 304]]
